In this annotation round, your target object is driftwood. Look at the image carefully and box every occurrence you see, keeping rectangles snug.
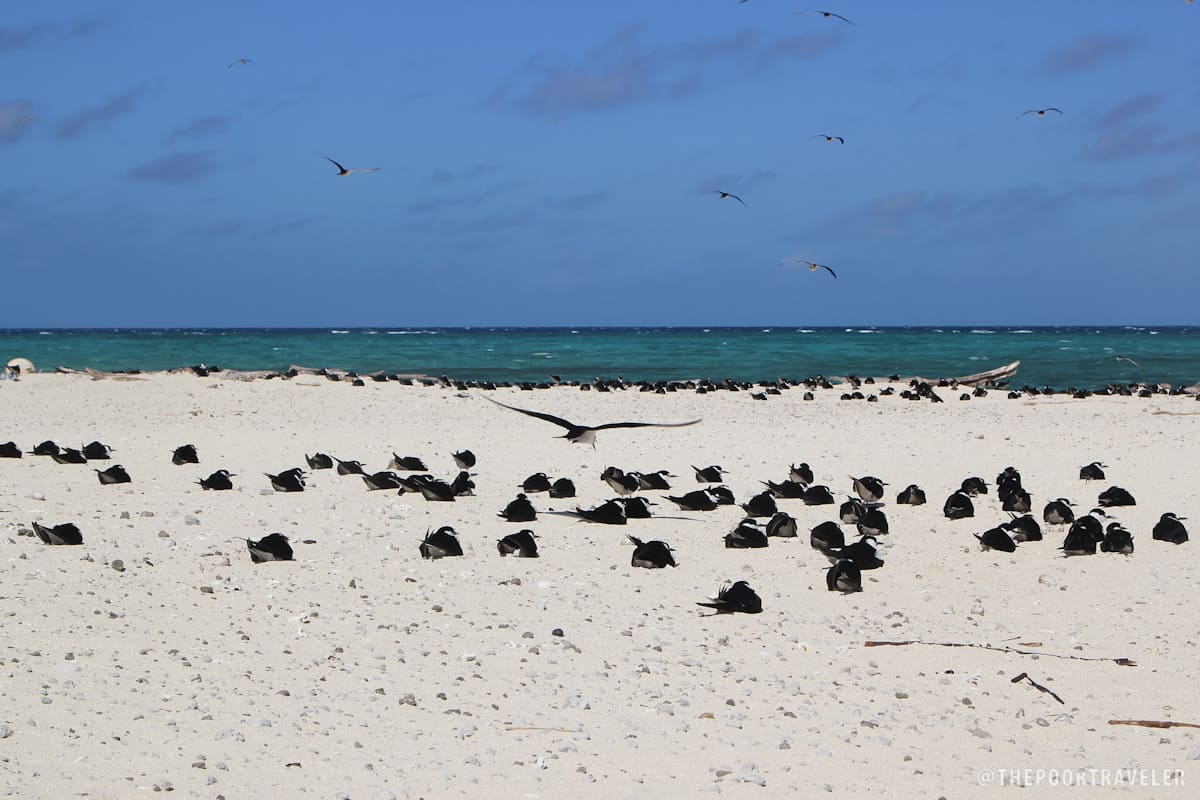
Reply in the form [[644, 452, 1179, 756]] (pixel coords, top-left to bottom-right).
[[1011, 672, 1065, 704], [954, 360, 1021, 386], [864, 639, 1136, 666], [1109, 719, 1200, 730]]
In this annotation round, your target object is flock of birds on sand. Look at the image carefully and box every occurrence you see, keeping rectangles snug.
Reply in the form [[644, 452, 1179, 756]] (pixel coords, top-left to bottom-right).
[[6, 378, 1190, 615]]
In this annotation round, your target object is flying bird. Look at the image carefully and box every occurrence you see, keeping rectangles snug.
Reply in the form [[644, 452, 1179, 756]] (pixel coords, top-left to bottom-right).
[[321, 155, 380, 176], [483, 396, 700, 446], [812, 134, 845, 144], [783, 258, 837, 279], [1113, 355, 1141, 367], [227, 58, 255, 68], [714, 191, 746, 206], [1019, 108, 1063, 118], [797, 10, 855, 24]]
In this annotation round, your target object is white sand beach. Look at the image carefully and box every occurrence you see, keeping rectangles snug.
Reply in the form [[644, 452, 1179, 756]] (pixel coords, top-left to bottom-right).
[[1, 372, 1197, 799]]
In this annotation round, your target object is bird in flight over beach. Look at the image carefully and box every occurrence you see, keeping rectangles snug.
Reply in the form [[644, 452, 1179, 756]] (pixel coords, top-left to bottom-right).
[[783, 258, 837, 279], [483, 397, 701, 447], [1019, 108, 1062, 119], [813, 134, 845, 144], [321, 155, 380, 176], [1113, 355, 1141, 367], [227, 58, 254, 68], [714, 191, 746, 206], [797, 10, 855, 24]]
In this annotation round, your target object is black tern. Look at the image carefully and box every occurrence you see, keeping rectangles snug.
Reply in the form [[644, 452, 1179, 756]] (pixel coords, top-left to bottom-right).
[[618, 496, 654, 519], [693, 465, 725, 483], [0, 441, 22, 458], [713, 190, 746, 206], [960, 476, 988, 496], [420, 526, 463, 559], [1060, 525, 1098, 556], [82, 441, 113, 460], [247, 533, 293, 563], [943, 491, 974, 520], [628, 535, 676, 568], [666, 489, 719, 511], [32, 521, 83, 546], [31, 440, 60, 456], [521, 472, 553, 493], [697, 580, 762, 614], [389, 454, 427, 471], [826, 560, 862, 592], [484, 397, 700, 446], [362, 471, 404, 490], [1069, 513, 1105, 544], [227, 57, 254, 68], [976, 526, 1017, 553], [810, 520, 845, 552], [1001, 487, 1033, 513], [1097, 486, 1136, 507], [405, 475, 457, 502], [334, 458, 365, 476], [804, 485, 836, 505], [172, 444, 200, 465], [51, 448, 87, 464], [856, 508, 889, 537], [305, 452, 334, 470], [265, 470, 305, 492], [1005, 514, 1042, 542], [499, 493, 537, 523], [1019, 107, 1063, 118], [450, 471, 475, 497], [789, 463, 815, 484], [896, 484, 926, 505], [851, 476, 887, 503], [497, 529, 539, 558], [548, 477, 576, 498], [1100, 522, 1134, 554], [765, 479, 808, 499], [840, 497, 867, 524], [96, 465, 131, 485], [812, 134, 845, 144], [725, 519, 770, 548], [632, 470, 673, 490], [1043, 498, 1075, 525], [573, 500, 627, 525], [829, 535, 884, 570], [709, 485, 737, 505], [742, 491, 778, 518], [783, 258, 837, 279], [321, 154, 380, 176], [765, 512, 798, 538], [602, 467, 641, 495], [1152, 513, 1188, 544], [797, 10, 855, 24], [1079, 462, 1106, 481], [452, 450, 477, 469], [198, 469, 235, 490]]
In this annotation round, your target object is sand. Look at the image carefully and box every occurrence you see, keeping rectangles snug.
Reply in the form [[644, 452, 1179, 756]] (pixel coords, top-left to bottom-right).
[[1, 372, 1197, 799]]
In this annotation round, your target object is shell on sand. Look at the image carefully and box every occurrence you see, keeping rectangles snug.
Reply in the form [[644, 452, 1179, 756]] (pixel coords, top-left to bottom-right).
[[6, 357, 35, 374]]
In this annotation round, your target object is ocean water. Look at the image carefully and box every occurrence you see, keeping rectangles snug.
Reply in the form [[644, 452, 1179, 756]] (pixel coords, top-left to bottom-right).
[[1, 327, 1197, 389]]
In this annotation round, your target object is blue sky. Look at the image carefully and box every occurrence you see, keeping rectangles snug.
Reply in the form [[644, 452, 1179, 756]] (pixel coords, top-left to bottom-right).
[[1, 1, 1197, 327]]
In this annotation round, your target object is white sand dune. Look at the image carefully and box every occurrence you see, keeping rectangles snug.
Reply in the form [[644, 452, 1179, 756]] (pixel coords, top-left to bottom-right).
[[1, 373, 1197, 798]]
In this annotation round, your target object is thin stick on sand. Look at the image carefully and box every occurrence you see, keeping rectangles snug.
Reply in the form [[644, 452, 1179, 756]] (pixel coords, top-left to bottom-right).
[[863, 639, 1137, 666], [1011, 672, 1065, 704], [1108, 720, 1200, 730]]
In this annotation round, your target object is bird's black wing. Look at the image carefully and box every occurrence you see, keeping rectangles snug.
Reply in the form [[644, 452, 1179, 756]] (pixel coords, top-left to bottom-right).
[[730, 193, 746, 205], [483, 397, 575, 430], [321, 155, 346, 172], [830, 13, 855, 24], [821, 264, 838, 279], [591, 419, 702, 432], [1045, 107, 1063, 114]]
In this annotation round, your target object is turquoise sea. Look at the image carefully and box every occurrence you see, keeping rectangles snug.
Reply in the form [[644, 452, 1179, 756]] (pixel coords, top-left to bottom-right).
[[1, 327, 1197, 389]]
